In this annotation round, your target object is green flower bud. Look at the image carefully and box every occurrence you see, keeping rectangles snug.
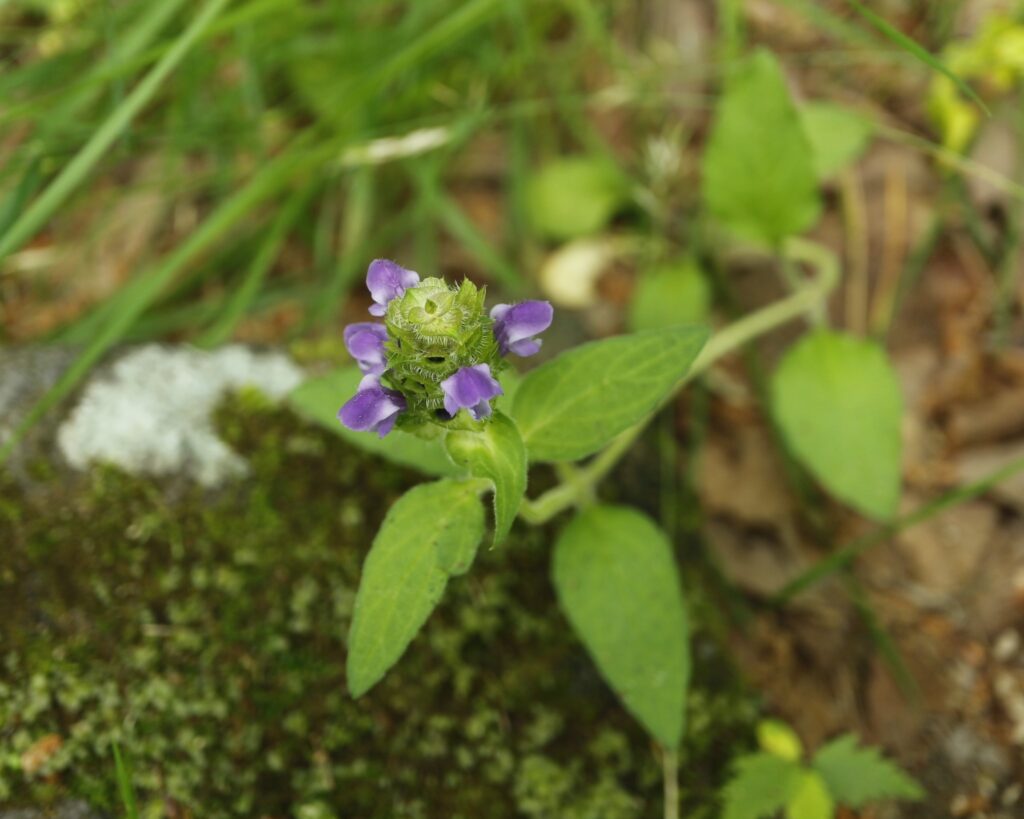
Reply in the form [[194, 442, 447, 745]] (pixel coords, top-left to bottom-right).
[[382, 278, 506, 426]]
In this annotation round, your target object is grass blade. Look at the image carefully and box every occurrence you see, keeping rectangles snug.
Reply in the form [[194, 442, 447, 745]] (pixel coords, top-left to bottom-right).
[[774, 452, 1024, 602], [112, 743, 140, 819], [197, 180, 318, 348], [0, 0, 232, 263], [844, 0, 989, 115]]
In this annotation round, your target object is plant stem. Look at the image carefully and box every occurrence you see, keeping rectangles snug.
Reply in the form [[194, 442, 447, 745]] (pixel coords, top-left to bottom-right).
[[518, 238, 838, 525], [662, 745, 680, 819]]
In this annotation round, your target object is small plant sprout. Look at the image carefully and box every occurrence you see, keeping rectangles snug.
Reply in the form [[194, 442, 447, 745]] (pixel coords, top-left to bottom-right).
[[721, 719, 922, 819]]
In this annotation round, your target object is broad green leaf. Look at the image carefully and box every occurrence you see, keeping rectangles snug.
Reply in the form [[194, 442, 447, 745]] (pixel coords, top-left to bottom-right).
[[444, 411, 527, 546], [771, 330, 903, 521], [512, 326, 708, 462], [785, 770, 834, 819], [552, 505, 689, 747], [722, 753, 804, 819], [526, 155, 629, 240], [758, 719, 804, 763], [288, 366, 458, 477], [812, 734, 923, 807], [799, 102, 873, 180], [703, 49, 822, 245], [629, 260, 711, 332], [347, 480, 485, 697]]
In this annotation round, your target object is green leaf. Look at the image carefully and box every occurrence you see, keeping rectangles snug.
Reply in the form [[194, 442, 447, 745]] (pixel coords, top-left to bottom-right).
[[721, 753, 804, 819], [512, 326, 708, 462], [812, 734, 923, 808], [552, 505, 689, 747], [785, 770, 834, 819], [347, 479, 485, 697], [703, 49, 822, 245], [444, 411, 527, 546], [629, 260, 711, 332], [288, 366, 458, 477], [799, 102, 873, 180], [526, 155, 629, 240], [758, 719, 804, 763], [771, 330, 903, 521]]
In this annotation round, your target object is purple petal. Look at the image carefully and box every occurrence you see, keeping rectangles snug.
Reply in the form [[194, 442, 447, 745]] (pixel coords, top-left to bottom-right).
[[366, 259, 419, 315], [440, 364, 503, 421], [338, 376, 406, 438], [343, 322, 388, 375], [491, 300, 553, 357]]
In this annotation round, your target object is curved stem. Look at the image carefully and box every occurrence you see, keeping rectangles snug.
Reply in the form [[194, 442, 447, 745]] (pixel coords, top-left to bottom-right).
[[518, 238, 838, 525]]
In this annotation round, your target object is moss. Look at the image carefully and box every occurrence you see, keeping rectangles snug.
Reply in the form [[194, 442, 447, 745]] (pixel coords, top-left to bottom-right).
[[0, 395, 755, 817]]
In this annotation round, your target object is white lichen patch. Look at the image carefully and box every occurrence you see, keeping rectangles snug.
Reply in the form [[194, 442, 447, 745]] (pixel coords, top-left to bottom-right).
[[57, 345, 304, 486]]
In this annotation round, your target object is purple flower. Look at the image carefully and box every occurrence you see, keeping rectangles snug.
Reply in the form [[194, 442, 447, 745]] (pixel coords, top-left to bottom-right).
[[440, 364, 503, 420], [490, 300, 553, 357], [366, 259, 419, 316], [344, 322, 388, 375], [338, 375, 406, 437]]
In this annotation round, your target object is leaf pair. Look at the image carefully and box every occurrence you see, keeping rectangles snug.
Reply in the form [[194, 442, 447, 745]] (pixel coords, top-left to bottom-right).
[[295, 324, 710, 701], [722, 730, 922, 819]]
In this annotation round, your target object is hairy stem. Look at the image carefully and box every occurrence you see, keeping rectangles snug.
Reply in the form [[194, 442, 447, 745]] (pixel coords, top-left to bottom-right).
[[518, 238, 839, 525]]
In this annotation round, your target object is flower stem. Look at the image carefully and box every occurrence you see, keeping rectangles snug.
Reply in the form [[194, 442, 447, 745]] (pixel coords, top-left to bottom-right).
[[518, 238, 838, 525]]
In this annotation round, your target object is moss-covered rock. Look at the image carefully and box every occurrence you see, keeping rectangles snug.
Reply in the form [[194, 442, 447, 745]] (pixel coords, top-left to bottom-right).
[[0, 393, 754, 818]]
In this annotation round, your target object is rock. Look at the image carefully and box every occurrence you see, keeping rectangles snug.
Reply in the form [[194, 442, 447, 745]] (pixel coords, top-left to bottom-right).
[[0, 801, 102, 819], [0, 346, 77, 472], [56, 345, 304, 487]]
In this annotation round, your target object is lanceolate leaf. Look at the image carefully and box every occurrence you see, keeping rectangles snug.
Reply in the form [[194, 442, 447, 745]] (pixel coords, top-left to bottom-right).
[[346, 480, 485, 697], [771, 330, 903, 521], [289, 366, 458, 477], [552, 505, 689, 747], [512, 325, 708, 462], [444, 411, 527, 546], [703, 49, 821, 245], [812, 734, 923, 807]]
